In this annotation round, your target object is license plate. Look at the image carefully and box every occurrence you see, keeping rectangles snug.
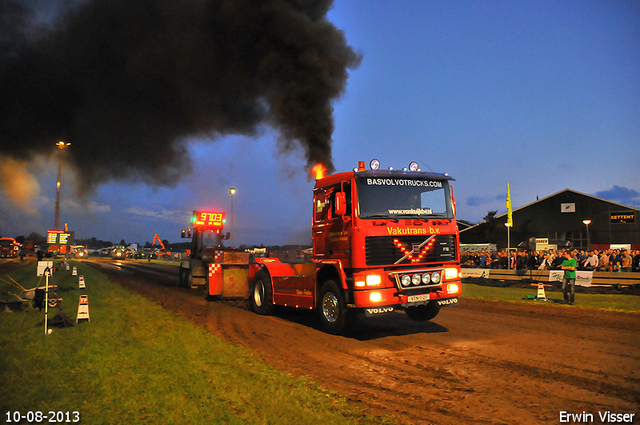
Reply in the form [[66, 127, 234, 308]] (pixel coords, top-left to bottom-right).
[[407, 293, 430, 303]]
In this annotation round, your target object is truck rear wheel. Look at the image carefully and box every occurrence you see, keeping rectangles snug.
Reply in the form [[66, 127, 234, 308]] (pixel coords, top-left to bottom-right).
[[179, 267, 193, 288], [405, 302, 440, 321], [179, 266, 186, 287], [250, 271, 273, 315], [318, 280, 356, 334]]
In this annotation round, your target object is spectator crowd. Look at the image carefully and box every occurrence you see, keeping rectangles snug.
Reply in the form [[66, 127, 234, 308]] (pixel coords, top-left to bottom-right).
[[461, 248, 640, 272]]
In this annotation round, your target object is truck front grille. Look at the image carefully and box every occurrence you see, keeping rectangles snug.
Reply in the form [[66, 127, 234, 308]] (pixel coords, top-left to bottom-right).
[[365, 235, 456, 266]]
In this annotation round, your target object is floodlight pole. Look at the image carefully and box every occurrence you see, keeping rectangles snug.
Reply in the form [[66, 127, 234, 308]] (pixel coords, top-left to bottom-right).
[[583, 219, 592, 250], [505, 223, 511, 269], [54, 141, 70, 231], [229, 187, 236, 248], [54, 162, 62, 231], [44, 268, 50, 336]]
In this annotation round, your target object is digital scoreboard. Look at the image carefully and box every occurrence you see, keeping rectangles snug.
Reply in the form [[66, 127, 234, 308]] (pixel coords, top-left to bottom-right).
[[47, 230, 74, 245], [192, 211, 225, 227]]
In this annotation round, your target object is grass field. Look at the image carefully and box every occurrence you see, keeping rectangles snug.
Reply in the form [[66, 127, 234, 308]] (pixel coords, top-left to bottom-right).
[[0, 261, 392, 424], [1, 261, 638, 425], [462, 282, 640, 312]]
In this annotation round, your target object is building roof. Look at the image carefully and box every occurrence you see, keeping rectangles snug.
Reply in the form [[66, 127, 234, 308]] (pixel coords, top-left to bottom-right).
[[460, 188, 639, 234]]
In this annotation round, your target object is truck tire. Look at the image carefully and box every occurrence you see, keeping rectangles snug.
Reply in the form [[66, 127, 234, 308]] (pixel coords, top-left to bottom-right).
[[405, 302, 440, 321], [250, 271, 274, 315], [317, 280, 354, 334], [180, 267, 193, 289], [178, 266, 186, 287]]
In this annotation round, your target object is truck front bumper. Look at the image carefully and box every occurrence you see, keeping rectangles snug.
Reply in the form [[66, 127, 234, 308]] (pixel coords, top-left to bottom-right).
[[351, 280, 461, 310]]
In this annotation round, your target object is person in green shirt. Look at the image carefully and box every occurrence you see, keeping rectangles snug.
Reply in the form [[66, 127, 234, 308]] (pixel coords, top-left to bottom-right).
[[561, 250, 577, 305]]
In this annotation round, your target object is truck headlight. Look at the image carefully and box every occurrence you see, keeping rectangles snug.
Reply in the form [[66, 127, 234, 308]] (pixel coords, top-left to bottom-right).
[[431, 271, 440, 284], [366, 274, 382, 287], [369, 292, 382, 302], [444, 268, 460, 280], [401, 275, 411, 287], [411, 274, 421, 285]]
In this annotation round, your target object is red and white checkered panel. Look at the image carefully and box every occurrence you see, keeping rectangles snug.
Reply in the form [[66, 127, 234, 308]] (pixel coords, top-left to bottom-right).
[[209, 263, 221, 277], [214, 251, 224, 262]]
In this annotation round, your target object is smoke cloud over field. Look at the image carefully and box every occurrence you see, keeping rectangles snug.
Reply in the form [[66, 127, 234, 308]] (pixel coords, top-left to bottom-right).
[[0, 0, 360, 199]]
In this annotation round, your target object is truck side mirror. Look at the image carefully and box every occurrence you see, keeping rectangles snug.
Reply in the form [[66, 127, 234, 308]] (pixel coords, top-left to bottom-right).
[[335, 192, 347, 216]]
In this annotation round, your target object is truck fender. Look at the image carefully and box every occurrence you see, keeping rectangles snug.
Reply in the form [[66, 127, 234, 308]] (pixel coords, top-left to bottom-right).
[[257, 259, 299, 278], [315, 259, 348, 290]]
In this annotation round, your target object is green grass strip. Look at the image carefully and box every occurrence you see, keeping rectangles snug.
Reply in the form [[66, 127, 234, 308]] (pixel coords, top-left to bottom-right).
[[0, 260, 392, 424], [462, 283, 640, 312]]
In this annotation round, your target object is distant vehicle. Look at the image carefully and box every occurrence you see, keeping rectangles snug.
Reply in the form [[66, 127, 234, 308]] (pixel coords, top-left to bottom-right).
[[152, 234, 166, 251], [0, 238, 19, 258], [21, 241, 37, 257], [72, 245, 89, 258], [111, 246, 126, 259]]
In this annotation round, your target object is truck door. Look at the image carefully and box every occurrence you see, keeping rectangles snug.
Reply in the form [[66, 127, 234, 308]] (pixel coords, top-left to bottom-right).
[[313, 182, 351, 260], [313, 188, 330, 257]]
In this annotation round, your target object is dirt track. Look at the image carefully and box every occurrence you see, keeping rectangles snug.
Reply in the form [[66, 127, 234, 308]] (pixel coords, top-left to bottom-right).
[[91, 260, 640, 424]]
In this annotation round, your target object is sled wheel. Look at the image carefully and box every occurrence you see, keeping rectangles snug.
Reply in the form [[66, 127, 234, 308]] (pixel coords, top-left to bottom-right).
[[250, 271, 274, 315]]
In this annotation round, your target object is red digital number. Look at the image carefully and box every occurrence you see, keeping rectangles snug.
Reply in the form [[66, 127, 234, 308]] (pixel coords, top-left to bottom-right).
[[193, 211, 224, 227]]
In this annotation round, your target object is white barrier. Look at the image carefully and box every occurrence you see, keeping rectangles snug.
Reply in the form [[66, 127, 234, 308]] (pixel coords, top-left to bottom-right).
[[548, 270, 593, 287]]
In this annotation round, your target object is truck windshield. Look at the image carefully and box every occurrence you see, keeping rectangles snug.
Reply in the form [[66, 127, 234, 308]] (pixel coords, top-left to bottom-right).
[[356, 176, 452, 219], [201, 230, 220, 249]]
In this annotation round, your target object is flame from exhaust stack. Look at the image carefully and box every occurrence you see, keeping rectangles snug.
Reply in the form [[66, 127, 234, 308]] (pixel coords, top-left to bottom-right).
[[311, 163, 326, 180]]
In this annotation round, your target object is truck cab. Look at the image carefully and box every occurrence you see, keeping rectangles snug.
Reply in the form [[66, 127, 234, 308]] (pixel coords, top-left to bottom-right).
[[0, 238, 19, 258], [179, 211, 229, 288], [251, 160, 461, 333]]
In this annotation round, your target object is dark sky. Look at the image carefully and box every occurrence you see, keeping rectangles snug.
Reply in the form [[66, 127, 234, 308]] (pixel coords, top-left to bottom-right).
[[0, 0, 638, 246], [0, 0, 360, 194]]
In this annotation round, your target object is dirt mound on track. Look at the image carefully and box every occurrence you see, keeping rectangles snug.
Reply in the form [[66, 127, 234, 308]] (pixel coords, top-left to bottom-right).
[[99, 262, 640, 425]]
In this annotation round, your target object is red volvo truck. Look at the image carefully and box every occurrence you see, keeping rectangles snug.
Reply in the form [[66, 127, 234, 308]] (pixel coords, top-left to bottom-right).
[[0, 238, 19, 258], [251, 159, 461, 333], [181, 159, 461, 333]]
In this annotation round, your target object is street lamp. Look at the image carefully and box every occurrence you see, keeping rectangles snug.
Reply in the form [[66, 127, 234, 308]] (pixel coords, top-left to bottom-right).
[[229, 187, 236, 248], [54, 141, 71, 230], [583, 219, 592, 250]]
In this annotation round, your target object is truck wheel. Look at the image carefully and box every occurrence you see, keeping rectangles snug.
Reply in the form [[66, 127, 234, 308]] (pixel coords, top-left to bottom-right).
[[405, 302, 440, 321], [250, 271, 273, 315], [180, 268, 193, 288], [318, 280, 351, 334], [178, 266, 186, 287]]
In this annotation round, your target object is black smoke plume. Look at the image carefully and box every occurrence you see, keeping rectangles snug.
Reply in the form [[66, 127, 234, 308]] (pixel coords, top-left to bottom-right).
[[0, 0, 360, 193]]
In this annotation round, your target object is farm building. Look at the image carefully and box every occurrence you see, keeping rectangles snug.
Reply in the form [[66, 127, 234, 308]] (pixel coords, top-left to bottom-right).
[[459, 189, 640, 251]]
